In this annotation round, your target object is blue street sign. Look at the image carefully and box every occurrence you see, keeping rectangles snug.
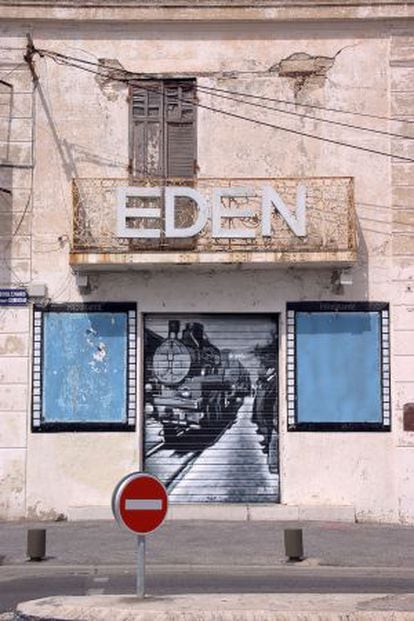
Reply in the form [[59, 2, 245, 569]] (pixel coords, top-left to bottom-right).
[[0, 288, 28, 306]]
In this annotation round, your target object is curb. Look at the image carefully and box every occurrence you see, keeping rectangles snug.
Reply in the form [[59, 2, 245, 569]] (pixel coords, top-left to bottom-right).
[[14, 593, 414, 621]]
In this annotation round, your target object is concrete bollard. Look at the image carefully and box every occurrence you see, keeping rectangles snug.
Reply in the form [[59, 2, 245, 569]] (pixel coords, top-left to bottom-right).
[[27, 528, 46, 562], [284, 528, 303, 561]]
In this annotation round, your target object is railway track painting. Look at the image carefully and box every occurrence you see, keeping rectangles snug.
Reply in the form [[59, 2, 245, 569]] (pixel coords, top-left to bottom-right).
[[144, 314, 279, 503]]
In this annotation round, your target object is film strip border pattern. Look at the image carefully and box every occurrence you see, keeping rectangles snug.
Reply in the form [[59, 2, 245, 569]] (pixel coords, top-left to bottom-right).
[[286, 302, 391, 432], [32, 302, 137, 432], [286, 308, 296, 428], [32, 308, 43, 429], [127, 307, 137, 427], [381, 307, 391, 428]]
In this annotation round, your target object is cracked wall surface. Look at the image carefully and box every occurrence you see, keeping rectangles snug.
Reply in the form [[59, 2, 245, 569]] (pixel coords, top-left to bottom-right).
[[272, 52, 335, 97], [0, 12, 412, 522]]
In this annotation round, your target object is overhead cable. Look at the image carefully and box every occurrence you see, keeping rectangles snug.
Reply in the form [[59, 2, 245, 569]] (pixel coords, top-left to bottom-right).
[[37, 47, 414, 126], [196, 85, 414, 141], [41, 47, 414, 139], [38, 48, 414, 164], [197, 83, 414, 126]]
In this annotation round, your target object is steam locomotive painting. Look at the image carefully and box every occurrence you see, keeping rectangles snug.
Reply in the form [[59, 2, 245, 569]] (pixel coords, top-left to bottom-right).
[[144, 319, 251, 443], [144, 314, 279, 504]]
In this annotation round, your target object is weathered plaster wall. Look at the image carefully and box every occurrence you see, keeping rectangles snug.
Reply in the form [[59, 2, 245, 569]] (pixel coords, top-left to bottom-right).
[[0, 307, 29, 519], [0, 37, 33, 519], [0, 15, 412, 521], [0, 1, 413, 24], [390, 32, 414, 524], [25, 268, 397, 521], [0, 35, 33, 284]]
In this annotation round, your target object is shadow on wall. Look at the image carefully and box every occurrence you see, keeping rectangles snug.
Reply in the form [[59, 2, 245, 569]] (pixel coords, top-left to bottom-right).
[[0, 165, 13, 288], [355, 205, 388, 301], [37, 79, 126, 182], [0, 77, 13, 286], [346, 216, 369, 300], [322, 216, 369, 301], [37, 82, 79, 183]]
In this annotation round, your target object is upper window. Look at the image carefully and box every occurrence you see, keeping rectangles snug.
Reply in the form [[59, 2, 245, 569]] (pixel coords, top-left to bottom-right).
[[286, 302, 390, 431], [32, 303, 137, 432], [130, 79, 197, 179]]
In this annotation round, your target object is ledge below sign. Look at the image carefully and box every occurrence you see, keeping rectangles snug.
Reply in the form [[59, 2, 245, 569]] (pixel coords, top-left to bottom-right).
[[70, 249, 357, 270]]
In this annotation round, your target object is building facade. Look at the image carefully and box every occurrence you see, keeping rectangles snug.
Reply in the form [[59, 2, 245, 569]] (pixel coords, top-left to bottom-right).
[[0, 0, 413, 522]]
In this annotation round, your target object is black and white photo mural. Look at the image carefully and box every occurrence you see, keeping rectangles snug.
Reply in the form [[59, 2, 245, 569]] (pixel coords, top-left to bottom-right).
[[144, 314, 279, 503]]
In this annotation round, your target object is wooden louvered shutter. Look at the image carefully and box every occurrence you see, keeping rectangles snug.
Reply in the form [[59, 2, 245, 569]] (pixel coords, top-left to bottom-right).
[[131, 83, 163, 178], [165, 81, 196, 179], [164, 81, 197, 249], [131, 80, 196, 179], [129, 83, 163, 250], [129, 80, 197, 250]]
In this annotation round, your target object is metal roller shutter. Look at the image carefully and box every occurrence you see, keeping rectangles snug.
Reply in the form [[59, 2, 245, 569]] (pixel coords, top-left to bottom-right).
[[144, 314, 279, 503]]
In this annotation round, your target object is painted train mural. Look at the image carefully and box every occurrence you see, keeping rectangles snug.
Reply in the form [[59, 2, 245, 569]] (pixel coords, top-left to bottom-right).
[[144, 320, 251, 443], [144, 315, 279, 503]]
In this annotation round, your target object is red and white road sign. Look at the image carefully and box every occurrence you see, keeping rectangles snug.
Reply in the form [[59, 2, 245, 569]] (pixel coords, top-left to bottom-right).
[[112, 472, 168, 535]]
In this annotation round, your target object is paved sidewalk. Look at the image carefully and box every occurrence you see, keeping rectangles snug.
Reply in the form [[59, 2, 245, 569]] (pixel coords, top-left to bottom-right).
[[1, 519, 414, 568]]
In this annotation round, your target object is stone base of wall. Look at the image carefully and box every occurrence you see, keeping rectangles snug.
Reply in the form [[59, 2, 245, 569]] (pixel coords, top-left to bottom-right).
[[67, 504, 356, 523]]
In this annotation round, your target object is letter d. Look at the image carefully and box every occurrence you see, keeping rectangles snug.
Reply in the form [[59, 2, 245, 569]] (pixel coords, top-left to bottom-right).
[[165, 187, 208, 238]]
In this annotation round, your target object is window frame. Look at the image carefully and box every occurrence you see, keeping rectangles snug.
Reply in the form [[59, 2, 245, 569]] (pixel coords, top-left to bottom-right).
[[31, 302, 137, 433], [286, 301, 391, 432]]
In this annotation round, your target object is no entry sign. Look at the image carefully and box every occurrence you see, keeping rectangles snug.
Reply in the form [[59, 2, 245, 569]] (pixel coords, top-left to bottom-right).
[[112, 472, 168, 535]]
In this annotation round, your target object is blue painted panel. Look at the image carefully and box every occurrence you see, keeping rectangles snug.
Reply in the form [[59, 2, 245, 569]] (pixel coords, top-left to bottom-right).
[[42, 312, 127, 423], [296, 312, 382, 423]]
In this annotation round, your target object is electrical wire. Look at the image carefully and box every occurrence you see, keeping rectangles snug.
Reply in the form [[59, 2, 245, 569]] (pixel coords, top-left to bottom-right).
[[40, 50, 414, 164], [196, 84, 414, 141], [197, 83, 414, 126], [42, 47, 414, 140], [148, 84, 414, 162], [36, 46, 414, 126]]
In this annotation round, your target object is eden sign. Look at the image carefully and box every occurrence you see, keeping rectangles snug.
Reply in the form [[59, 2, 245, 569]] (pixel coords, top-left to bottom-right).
[[116, 185, 306, 239]]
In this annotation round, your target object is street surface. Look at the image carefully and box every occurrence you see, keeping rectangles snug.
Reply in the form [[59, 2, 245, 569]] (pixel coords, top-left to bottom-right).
[[2, 565, 414, 614], [1, 519, 414, 614]]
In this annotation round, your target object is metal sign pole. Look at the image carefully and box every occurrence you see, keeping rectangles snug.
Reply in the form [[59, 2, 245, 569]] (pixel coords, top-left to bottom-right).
[[112, 472, 167, 599], [136, 534, 145, 598]]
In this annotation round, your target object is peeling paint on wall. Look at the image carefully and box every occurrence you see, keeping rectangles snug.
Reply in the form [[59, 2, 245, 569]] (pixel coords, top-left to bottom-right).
[[0, 458, 25, 520], [271, 52, 335, 96], [26, 502, 67, 522], [95, 58, 128, 101], [41, 311, 127, 423]]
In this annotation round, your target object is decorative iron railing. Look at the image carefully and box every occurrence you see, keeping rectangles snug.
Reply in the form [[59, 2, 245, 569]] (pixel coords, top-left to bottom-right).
[[72, 176, 356, 256]]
